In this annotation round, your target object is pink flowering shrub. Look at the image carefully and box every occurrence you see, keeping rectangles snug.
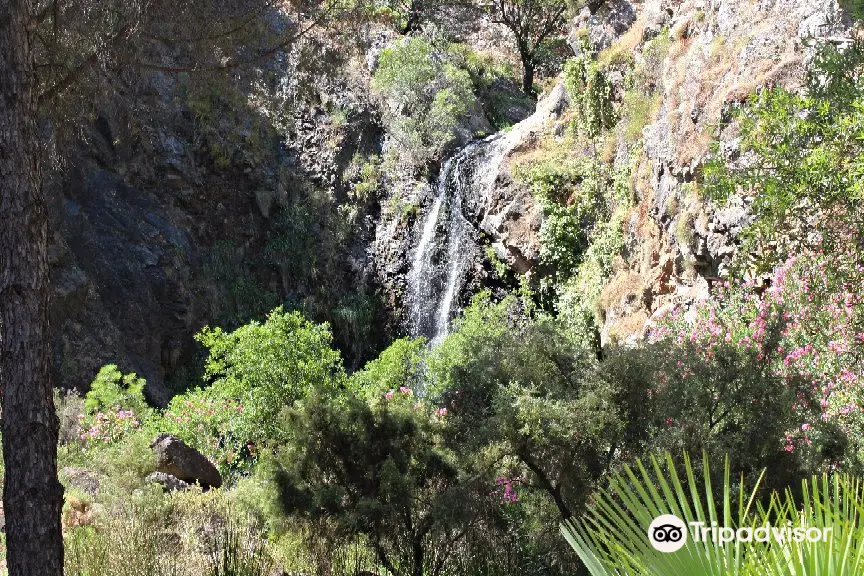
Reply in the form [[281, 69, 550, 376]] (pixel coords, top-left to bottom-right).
[[161, 389, 249, 474], [78, 365, 153, 449], [496, 476, 522, 504], [78, 407, 141, 444], [644, 243, 863, 475]]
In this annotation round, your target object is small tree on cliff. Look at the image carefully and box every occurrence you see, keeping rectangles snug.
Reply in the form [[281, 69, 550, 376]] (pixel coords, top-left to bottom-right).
[[488, 0, 569, 95]]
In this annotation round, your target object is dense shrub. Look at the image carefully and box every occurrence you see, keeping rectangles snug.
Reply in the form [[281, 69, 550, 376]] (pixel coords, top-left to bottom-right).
[[195, 307, 345, 445], [564, 39, 616, 138], [427, 294, 622, 522], [346, 336, 427, 401], [373, 37, 476, 170], [705, 39, 864, 274], [273, 389, 490, 576], [618, 244, 864, 485], [77, 366, 153, 448]]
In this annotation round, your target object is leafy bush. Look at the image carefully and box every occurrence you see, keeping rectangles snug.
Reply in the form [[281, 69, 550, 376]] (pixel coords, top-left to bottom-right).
[[704, 39, 864, 272], [196, 307, 346, 445], [346, 336, 427, 401], [78, 366, 153, 448], [273, 389, 489, 576], [161, 388, 247, 476], [447, 42, 533, 129], [373, 37, 476, 170], [516, 147, 628, 312], [84, 364, 149, 416], [626, 244, 863, 481], [427, 294, 622, 522], [564, 39, 616, 138]]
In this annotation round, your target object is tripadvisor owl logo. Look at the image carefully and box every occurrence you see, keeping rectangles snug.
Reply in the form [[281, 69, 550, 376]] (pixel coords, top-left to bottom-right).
[[648, 514, 688, 552], [647, 514, 833, 553]]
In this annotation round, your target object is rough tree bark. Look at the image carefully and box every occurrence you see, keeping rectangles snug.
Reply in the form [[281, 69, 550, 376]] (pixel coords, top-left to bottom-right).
[[0, 0, 65, 574]]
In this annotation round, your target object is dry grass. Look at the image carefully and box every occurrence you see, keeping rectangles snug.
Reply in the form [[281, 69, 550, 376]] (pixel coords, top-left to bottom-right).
[[607, 310, 650, 343], [600, 270, 644, 312], [598, 17, 646, 69]]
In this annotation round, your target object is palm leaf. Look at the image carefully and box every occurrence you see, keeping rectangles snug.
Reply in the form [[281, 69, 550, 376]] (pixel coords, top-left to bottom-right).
[[562, 454, 864, 576], [561, 453, 763, 576]]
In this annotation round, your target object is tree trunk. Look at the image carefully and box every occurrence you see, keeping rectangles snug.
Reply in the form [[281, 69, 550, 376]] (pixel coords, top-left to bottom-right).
[[0, 1, 65, 574], [520, 51, 535, 96]]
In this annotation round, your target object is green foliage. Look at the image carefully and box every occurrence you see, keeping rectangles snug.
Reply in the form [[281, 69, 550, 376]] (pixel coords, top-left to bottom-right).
[[347, 153, 382, 203], [562, 453, 764, 576], [486, 0, 569, 93], [563, 453, 864, 576], [184, 72, 276, 170], [485, 244, 510, 279], [446, 42, 533, 129], [517, 149, 624, 294], [203, 239, 280, 328], [840, 0, 864, 21], [205, 518, 275, 576], [427, 294, 622, 521], [621, 90, 660, 144], [373, 37, 476, 170], [633, 245, 863, 479], [611, 29, 669, 145], [552, 158, 631, 348], [196, 307, 345, 445], [78, 366, 153, 450], [161, 388, 247, 476], [704, 39, 864, 271], [370, 0, 440, 33], [346, 337, 426, 401], [273, 390, 488, 576], [539, 201, 588, 279], [64, 486, 276, 576], [85, 364, 149, 415], [564, 39, 616, 138], [330, 289, 380, 369], [604, 334, 819, 495]]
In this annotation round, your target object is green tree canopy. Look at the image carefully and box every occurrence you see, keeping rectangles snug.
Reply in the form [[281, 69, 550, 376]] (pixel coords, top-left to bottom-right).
[[196, 307, 345, 444]]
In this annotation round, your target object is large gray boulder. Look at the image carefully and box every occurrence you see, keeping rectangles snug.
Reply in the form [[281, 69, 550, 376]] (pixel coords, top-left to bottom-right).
[[150, 434, 222, 488]]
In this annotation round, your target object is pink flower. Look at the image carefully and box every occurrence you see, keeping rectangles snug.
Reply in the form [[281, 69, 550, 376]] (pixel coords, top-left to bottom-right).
[[801, 423, 811, 432], [384, 391, 394, 400], [399, 386, 413, 396], [435, 407, 448, 417]]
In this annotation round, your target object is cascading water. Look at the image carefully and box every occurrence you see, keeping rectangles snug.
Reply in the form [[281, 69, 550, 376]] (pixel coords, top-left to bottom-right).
[[406, 133, 510, 343]]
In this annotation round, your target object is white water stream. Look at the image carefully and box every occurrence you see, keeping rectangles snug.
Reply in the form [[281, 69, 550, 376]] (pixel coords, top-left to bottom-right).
[[406, 134, 510, 343]]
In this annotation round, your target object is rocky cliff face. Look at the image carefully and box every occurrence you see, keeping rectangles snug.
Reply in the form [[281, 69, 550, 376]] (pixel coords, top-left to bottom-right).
[[441, 0, 850, 346], [44, 44, 385, 402], [596, 0, 847, 344], [45, 0, 851, 400]]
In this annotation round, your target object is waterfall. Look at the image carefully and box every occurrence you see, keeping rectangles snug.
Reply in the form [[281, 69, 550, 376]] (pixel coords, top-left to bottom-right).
[[406, 134, 509, 343]]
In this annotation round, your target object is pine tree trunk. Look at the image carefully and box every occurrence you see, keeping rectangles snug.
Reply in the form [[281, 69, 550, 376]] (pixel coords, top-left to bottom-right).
[[0, 1, 65, 574]]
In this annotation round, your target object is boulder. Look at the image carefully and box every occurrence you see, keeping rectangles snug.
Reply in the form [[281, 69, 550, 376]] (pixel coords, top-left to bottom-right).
[[60, 467, 101, 496], [146, 471, 191, 492], [150, 434, 222, 488]]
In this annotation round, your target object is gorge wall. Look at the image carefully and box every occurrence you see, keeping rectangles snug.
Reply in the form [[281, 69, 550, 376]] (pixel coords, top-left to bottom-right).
[[45, 0, 851, 402]]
